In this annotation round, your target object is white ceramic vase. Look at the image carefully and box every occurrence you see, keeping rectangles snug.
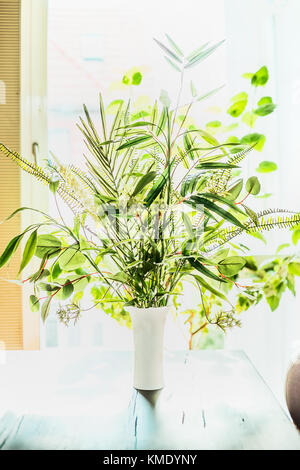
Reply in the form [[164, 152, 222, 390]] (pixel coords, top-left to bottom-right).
[[126, 306, 169, 390]]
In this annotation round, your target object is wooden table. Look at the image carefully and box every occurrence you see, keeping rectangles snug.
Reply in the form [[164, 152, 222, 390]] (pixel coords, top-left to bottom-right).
[[0, 349, 299, 450]]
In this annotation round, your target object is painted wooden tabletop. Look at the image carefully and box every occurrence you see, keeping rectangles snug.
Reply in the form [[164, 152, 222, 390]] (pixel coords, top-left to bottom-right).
[[0, 349, 299, 450]]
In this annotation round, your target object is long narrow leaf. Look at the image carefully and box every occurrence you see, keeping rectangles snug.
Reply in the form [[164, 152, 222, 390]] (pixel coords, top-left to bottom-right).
[[189, 257, 225, 283], [185, 196, 246, 230], [144, 162, 174, 207], [153, 38, 182, 63], [185, 40, 225, 69], [165, 34, 184, 57], [117, 135, 152, 151]]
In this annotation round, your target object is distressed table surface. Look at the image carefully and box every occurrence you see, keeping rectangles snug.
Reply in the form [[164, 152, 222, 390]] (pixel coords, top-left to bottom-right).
[[0, 349, 299, 450]]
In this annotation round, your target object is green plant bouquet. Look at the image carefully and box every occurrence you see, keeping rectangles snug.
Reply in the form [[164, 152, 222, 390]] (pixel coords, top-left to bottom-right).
[[0, 37, 299, 333]]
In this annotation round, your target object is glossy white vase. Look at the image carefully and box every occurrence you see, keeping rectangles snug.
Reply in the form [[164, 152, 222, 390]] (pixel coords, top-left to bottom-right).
[[127, 306, 169, 390]]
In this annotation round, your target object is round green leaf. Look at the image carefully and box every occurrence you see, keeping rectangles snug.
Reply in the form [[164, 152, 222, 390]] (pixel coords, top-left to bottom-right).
[[257, 96, 272, 106], [218, 256, 246, 276], [254, 103, 276, 116], [240, 133, 266, 151], [246, 176, 261, 195], [122, 75, 130, 85], [131, 72, 142, 85], [227, 100, 247, 118], [251, 66, 269, 87], [256, 161, 277, 173]]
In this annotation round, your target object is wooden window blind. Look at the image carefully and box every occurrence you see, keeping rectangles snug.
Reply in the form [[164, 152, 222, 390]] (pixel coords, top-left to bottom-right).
[[0, 0, 22, 350]]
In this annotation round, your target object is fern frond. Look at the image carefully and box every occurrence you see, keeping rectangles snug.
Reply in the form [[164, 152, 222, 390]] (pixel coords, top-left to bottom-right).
[[0, 143, 50, 184], [203, 209, 300, 252], [69, 165, 97, 193], [227, 145, 254, 165], [0, 143, 84, 214], [206, 145, 254, 195]]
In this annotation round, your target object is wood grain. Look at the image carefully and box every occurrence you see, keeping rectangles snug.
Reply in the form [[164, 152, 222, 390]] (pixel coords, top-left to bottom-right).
[[0, 350, 299, 450]]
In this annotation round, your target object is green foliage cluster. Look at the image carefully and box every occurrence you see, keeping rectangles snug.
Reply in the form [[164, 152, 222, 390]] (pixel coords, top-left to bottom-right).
[[0, 35, 299, 338]]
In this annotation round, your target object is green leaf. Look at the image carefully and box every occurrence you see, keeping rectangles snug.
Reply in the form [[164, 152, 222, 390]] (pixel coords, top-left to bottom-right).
[[192, 274, 228, 301], [19, 229, 38, 273], [186, 42, 210, 62], [190, 81, 197, 97], [292, 228, 300, 246], [35, 234, 61, 259], [73, 215, 80, 238], [241, 133, 265, 151], [59, 247, 87, 271], [255, 193, 272, 199], [156, 107, 168, 136], [117, 135, 152, 150], [189, 257, 225, 283], [159, 89, 171, 108], [196, 85, 225, 102], [227, 92, 248, 118], [153, 38, 182, 63], [242, 72, 254, 79], [29, 294, 40, 313], [227, 179, 243, 201], [61, 280, 74, 300], [206, 120, 221, 128], [122, 75, 130, 85], [52, 262, 62, 280], [257, 96, 273, 106], [218, 256, 246, 276], [256, 161, 277, 173], [196, 162, 239, 170], [131, 72, 142, 85], [242, 111, 257, 128], [288, 262, 300, 276], [165, 34, 184, 57], [49, 176, 60, 194], [186, 196, 246, 230], [266, 295, 279, 312], [200, 193, 245, 215], [251, 66, 269, 87], [276, 243, 290, 253], [41, 296, 52, 322], [164, 56, 181, 72], [245, 176, 261, 195], [182, 213, 194, 239], [248, 231, 266, 244], [131, 171, 157, 197], [108, 272, 128, 283], [184, 40, 225, 69], [242, 205, 258, 224], [254, 103, 276, 116], [99, 93, 107, 141], [144, 162, 174, 207], [0, 233, 23, 268], [197, 129, 219, 146]]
